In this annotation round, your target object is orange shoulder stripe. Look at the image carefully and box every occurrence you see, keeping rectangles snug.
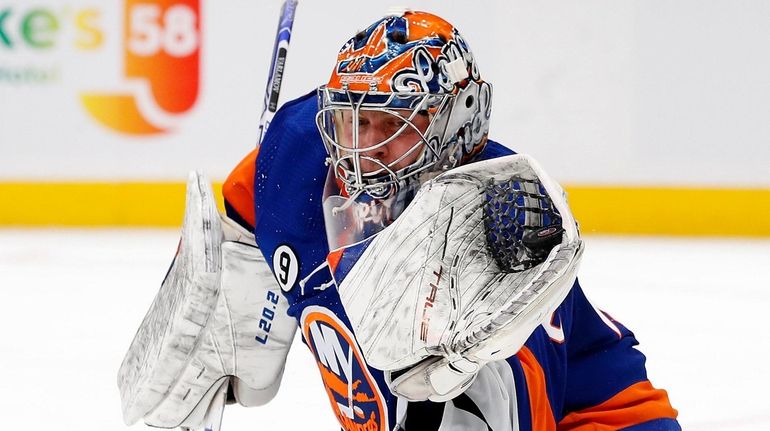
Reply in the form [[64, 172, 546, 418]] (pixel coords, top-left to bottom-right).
[[517, 346, 557, 431], [327, 248, 344, 274], [222, 147, 259, 229], [558, 380, 678, 430]]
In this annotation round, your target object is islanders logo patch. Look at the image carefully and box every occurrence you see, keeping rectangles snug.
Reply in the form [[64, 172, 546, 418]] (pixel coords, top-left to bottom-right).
[[301, 306, 388, 431]]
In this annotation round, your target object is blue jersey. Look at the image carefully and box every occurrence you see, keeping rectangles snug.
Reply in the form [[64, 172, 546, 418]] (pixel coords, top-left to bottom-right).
[[223, 91, 680, 431]]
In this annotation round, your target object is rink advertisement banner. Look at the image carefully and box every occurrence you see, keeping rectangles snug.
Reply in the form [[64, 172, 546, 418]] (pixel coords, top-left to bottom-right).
[[4, 0, 770, 184], [1, 0, 200, 134], [0, 0, 265, 181], [80, 0, 200, 135]]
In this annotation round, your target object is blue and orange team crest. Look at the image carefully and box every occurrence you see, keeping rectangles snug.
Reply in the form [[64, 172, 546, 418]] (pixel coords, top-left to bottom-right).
[[301, 306, 388, 431]]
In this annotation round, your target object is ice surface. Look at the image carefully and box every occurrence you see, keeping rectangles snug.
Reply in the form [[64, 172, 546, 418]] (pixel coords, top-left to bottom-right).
[[0, 229, 768, 430]]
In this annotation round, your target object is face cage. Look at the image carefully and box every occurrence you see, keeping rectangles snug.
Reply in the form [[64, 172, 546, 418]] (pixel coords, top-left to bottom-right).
[[316, 87, 455, 200]]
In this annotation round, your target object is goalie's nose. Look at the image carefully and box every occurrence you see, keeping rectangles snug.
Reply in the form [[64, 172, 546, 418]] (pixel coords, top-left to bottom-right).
[[358, 132, 390, 173]]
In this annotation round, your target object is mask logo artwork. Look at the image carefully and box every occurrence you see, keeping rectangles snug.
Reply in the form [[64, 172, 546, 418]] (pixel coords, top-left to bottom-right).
[[391, 46, 435, 93], [302, 306, 388, 431]]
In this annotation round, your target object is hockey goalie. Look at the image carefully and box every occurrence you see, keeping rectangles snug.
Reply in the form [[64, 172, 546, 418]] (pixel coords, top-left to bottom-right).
[[117, 10, 679, 431]]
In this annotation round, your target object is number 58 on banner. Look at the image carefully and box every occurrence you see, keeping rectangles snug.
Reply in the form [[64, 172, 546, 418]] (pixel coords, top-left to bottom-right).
[[81, 0, 200, 135]]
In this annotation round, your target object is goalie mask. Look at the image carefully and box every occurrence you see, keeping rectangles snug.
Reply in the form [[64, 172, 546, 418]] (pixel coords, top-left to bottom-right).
[[317, 10, 493, 250]]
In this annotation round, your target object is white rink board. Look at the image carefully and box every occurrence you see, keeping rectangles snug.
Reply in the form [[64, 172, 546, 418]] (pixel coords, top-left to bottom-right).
[[0, 229, 768, 430], [1, 0, 769, 186]]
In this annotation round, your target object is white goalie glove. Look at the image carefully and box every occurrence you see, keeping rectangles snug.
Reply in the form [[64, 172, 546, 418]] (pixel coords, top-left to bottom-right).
[[117, 172, 297, 429], [337, 154, 583, 402]]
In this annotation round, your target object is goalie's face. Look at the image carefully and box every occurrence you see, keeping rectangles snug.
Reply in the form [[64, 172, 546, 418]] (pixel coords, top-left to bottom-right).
[[319, 98, 439, 251], [337, 109, 430, 176], [316, 88, 453, 201]]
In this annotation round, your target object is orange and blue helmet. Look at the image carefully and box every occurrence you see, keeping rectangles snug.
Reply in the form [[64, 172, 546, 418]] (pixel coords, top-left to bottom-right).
[[317, 10, 492, 197], [317, 10, 493, 250], [328, 11, 472, 94]]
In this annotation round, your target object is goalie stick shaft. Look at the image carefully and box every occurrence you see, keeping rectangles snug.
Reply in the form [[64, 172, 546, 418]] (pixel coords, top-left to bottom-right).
[[257, 0, 299, 145]]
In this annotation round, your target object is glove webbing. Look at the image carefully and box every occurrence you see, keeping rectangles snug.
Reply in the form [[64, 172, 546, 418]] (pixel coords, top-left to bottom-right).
[[482, 178, 562, 273]]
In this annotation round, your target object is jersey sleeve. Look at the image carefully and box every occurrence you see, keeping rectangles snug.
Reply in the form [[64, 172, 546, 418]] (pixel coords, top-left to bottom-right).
[[223, 147, 259, 232], [559, 281, 680, 430], [221, 89, 323, 237]]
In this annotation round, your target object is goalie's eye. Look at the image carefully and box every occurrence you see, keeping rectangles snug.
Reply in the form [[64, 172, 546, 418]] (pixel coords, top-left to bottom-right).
[[341, 114, 366, 125], [382, 118, 407, 134]]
